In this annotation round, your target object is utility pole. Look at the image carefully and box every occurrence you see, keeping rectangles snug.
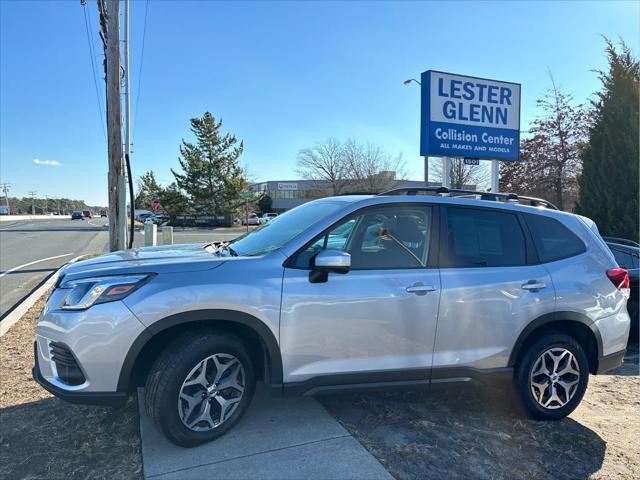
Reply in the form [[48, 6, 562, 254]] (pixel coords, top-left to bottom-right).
[[123, 0, 132, 247], [100, 0, 124, 251], [0, 183, 10, 210], [28, 191, 37, 215]]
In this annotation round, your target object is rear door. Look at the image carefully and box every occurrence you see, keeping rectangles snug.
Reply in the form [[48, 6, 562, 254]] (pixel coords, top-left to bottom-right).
[[280, 203, 441, 387], [433, 206, 555, 375]]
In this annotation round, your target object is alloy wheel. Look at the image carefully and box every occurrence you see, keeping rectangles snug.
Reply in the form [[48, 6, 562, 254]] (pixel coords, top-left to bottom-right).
[[529, 347, 580, 410], [177, 353, 245, 431]]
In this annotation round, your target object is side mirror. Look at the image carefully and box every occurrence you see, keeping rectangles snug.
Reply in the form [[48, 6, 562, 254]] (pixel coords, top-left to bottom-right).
[[310, 249, 351, 283]]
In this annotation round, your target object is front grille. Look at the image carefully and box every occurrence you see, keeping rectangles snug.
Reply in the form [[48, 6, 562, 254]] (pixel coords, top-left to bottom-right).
[[49, 341, 86, 386]]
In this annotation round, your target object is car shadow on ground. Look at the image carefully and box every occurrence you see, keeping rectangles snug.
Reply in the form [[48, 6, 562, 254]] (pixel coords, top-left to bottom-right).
[[320, 382, 606, 480], [0, 395, 142, 479]]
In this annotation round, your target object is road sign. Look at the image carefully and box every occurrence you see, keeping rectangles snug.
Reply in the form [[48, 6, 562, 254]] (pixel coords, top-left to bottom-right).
[[151, 198, 161, 211], [240, 192, 256, 198], [463, 157, 480, 166], [420, 70, 521, 161]]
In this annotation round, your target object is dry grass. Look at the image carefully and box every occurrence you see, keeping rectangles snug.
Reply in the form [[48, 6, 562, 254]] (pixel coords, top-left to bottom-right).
[[0, 294, 143, 480], [321, 347, 640, 480]]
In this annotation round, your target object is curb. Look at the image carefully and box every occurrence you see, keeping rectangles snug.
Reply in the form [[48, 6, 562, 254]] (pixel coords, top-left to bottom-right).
[[0, 254, 87, 337]]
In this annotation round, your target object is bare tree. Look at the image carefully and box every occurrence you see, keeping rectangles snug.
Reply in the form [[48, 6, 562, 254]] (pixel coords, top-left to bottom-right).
[[296, 138, 348, 195], [429, 158, 491, 190], [296, 138, 407, 194], [501, 75, 590, 210], [342, 139, 407, 193]]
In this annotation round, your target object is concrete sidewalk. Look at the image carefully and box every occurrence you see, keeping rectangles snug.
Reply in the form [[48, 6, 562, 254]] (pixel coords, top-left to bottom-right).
[[138, 386, 393, 480]]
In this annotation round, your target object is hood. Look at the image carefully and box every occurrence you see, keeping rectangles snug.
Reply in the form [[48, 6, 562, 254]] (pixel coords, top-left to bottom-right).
[[60, 243, 226, 279]]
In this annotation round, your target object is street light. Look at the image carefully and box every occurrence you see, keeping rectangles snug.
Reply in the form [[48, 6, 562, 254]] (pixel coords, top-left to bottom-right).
[[403, 78, 429, 185]]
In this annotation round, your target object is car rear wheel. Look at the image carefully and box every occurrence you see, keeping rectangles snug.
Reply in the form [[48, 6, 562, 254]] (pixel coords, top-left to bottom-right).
[[515, 333, 589, 420], [144, 330, 256, 447]]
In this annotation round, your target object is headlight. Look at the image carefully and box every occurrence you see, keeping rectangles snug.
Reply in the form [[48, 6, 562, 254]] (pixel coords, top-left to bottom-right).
[[59, 274, 152, 310]]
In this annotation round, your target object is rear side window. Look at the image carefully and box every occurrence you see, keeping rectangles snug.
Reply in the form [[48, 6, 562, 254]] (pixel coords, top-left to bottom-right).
[[525, 214, 586, 263], [443, 207, 526, 267]]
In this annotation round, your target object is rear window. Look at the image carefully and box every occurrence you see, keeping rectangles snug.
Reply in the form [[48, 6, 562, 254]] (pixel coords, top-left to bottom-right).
[[442, 207, 526, 267], [525, 214, 586, 263]]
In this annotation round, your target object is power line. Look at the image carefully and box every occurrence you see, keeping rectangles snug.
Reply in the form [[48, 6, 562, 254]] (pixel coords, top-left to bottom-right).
[[132, 0, 150, 144], [82, 2, 107, 142]]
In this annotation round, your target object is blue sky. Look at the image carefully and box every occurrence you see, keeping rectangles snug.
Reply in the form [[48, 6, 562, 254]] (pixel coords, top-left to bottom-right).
[[1, 0, 638, 206]]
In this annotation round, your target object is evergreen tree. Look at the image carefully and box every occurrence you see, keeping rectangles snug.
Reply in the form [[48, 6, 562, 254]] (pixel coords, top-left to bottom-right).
[[158, 182, 192, 216], [172, 112, 247, 216], [135, 170, 163, 210], [257, 193, 273, 215], [576, 40, 639, 241]]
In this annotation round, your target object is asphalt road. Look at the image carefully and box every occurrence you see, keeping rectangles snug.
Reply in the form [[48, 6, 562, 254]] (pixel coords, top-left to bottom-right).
[[0, 218, 249, 318], [0, 217, 109, 318]]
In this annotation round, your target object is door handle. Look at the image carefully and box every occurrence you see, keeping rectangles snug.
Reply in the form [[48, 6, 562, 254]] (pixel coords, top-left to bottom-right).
[[406, 284, 437, 294], [521, 281, 546, 290]]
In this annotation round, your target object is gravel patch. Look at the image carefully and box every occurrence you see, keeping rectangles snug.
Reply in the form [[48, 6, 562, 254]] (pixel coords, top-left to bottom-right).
[[0, 294, 143, 479], [320, 344, 639, 480]]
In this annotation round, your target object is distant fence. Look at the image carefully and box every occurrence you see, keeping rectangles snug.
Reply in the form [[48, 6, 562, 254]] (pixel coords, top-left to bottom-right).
[[169, 214, 232, 228]]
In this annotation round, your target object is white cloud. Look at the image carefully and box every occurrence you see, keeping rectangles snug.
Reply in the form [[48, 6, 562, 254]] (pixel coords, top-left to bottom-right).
[[33, 159, 62, 166]]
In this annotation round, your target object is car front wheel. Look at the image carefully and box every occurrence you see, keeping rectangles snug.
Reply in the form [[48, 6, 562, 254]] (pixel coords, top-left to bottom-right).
[[515, 333, 589, 420], [144, 330, 256, 447]]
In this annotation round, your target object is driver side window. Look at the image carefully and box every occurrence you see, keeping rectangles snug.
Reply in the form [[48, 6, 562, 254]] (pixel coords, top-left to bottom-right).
[[292, 205, 432, 269]]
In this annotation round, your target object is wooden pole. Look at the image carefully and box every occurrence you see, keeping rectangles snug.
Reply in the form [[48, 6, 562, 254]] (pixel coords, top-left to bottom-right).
[[105, 0, 123, 251]]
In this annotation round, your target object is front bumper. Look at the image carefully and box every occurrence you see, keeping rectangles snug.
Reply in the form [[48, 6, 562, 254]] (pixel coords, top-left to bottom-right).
[[34, 290, 148, 394], [32, 342, 127, 406]]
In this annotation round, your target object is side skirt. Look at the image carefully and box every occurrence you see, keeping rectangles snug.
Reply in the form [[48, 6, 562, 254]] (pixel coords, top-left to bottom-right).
[[278, 367, 514, 396]]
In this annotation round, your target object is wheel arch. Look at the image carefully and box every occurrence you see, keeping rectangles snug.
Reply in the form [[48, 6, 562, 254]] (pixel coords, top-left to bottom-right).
[[118, 309, 283, 393], [508, 311, 603, 375]]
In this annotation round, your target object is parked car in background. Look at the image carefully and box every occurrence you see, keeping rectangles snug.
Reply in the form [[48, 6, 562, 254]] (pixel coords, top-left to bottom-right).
[[100, 209, 107, 217], [259, 212, 278, 224], [34, 187, 630, 448], [71, 211, 84, 220], [241, 213, 260, 225], [0, 205, 10, 215], [82, 210, 92, 219], [139, 213, 156, 224], [604, 237, 639, 342]]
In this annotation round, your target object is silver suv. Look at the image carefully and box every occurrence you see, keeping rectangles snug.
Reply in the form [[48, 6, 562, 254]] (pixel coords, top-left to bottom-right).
[[33, 188, 631, 447]]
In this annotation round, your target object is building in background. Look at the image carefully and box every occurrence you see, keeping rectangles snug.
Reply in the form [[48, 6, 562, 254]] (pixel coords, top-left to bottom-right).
[[250, 173, 460, 212]]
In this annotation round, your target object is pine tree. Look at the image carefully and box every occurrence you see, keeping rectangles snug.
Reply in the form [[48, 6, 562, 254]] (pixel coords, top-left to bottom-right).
[[135, 170, 163, 210], [172, 112, 247, 217], [576, 40, 639, 241]]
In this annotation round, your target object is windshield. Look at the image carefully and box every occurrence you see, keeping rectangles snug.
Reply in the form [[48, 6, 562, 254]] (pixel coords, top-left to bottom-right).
[[230, 200, 346, 256]]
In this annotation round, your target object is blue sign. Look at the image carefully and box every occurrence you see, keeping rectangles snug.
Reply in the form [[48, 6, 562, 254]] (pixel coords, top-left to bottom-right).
[[420, 70, 521, 161]]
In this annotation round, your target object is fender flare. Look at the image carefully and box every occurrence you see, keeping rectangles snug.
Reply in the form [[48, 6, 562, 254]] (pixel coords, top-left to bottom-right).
[[117, 309, 283, 392], [507, 311, 603, 368]]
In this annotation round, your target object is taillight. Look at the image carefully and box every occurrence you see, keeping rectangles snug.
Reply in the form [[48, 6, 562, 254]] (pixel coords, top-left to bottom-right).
[[607, 268, 630, 299]]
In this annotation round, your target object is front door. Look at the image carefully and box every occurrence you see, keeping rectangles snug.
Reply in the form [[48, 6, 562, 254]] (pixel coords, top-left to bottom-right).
[[280, 203, 441, 387]]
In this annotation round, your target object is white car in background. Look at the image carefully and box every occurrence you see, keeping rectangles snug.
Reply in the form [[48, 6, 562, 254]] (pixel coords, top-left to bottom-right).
[[241, 213, 260, 226], [259, 213, 278, 224]]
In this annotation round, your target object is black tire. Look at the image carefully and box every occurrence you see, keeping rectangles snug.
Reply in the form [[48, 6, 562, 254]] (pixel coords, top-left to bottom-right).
[[515, 333, 589, 420], [144, 329, 256, 447]]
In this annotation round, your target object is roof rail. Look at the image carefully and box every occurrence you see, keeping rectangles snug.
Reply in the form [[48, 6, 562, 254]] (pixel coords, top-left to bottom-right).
[[377, 187, 559, 210]]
